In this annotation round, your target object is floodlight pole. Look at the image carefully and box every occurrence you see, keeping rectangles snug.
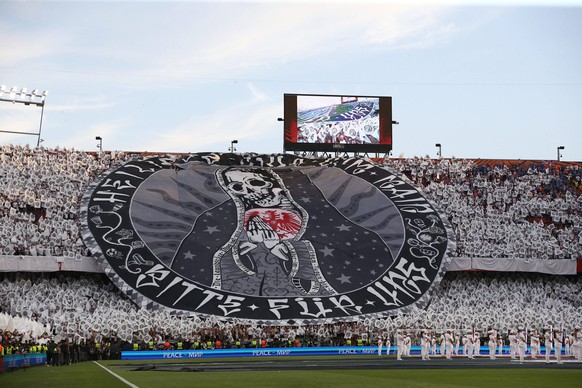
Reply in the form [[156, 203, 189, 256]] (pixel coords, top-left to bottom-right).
[[389, 120, 399, 159], [435, 143, 442, 159], [37, 104, 45, 147], [96, 136, 103, 152], [557, 146, 564, 161], [229, 139, 238, 153]]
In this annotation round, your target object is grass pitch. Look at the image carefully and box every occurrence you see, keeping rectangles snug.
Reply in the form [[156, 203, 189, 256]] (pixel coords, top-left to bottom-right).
[[1, 356, 581, 387]]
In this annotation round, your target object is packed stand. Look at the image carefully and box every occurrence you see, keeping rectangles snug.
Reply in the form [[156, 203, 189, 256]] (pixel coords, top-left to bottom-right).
[[1, 145, 581, 261], [0, 272, 580, 353], [1, 146, 582, 361], [0, 144, 135, 257], [383, 157, 582, 260]]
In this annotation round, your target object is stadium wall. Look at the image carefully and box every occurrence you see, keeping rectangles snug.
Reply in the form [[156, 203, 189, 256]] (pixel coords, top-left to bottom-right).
[[0, 255, 578, 275]]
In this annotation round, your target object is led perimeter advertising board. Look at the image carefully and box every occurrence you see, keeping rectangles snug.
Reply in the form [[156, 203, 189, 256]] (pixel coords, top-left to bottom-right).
[[283, 94, 392, 153]]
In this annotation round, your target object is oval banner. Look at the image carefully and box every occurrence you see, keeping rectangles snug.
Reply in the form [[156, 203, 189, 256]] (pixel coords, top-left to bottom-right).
[[80, 153, 455, 324]]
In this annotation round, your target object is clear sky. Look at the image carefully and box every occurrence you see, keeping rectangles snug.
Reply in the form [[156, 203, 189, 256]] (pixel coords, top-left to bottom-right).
[[1, 0, 581, 161]]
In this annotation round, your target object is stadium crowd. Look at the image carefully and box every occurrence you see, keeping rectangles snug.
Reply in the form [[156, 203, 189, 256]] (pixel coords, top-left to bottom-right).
[[384, 157, 582, 260], [0, 271, 580, 358], [1, 145, 580, 260], [0, 144, 134, 257], [0, 145, 581, 360]]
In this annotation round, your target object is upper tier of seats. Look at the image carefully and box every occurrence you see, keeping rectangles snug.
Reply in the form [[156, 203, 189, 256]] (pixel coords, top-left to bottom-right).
[[1, 144, 580, 261]]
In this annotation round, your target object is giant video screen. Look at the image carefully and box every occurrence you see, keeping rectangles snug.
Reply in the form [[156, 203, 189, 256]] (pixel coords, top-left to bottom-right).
[[283, 94, 392, 153]]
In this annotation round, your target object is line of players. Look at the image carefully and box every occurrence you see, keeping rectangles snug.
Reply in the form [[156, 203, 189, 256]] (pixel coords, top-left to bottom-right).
[[376, 327, 582, 363]]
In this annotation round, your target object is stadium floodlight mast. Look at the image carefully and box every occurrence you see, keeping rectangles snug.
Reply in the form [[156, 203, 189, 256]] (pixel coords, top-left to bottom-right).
[[0, 85, 48, 147], [435, 143, 442, 158], [96, 136, 103, 152], [229, 139, 238, 152], [557, 145, 565, 161]]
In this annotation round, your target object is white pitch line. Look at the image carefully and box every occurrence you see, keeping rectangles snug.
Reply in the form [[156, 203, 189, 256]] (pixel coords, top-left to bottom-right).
[[94, 361, 140, 388]]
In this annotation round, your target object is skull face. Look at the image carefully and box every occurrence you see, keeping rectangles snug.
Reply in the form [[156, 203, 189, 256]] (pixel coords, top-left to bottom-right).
[[224, 170, 281, 207], [106, 248, 124, 260]]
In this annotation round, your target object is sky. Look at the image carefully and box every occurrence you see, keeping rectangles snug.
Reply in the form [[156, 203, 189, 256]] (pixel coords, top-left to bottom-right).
[[1, 0, 581, 161]]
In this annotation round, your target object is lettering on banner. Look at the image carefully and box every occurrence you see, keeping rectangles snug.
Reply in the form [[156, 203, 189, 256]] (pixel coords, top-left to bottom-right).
[[268, 299, 290, 320], [93, 191, 130, 204], [328, 295, 363, 316], [366, 257, 431, 307], [375, 175, 421, 200], [217, 295, 245, 316], [136, 264, 171, 289], [101, 178, 136, 191], [295, 298, 332, 318]]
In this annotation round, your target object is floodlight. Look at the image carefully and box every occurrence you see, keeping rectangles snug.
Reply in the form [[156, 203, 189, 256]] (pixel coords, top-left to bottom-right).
[[229, 139, 238, 152], [0, 85, 48, 146]]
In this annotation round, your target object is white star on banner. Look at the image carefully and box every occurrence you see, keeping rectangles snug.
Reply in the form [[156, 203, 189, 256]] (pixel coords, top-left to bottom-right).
[[204, 225, 219, 234], [336, 274, 351, 284], [320, 246, 334, 257], [336, 224, 351, 232]]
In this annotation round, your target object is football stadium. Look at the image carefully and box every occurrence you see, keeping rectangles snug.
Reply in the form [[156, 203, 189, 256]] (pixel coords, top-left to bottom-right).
[[1, 106, 581, 386], [1, 2, 582, 387]]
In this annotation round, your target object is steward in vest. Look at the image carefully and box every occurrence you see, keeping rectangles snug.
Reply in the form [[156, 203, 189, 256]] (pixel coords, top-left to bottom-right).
[[95, 341, 102, 360], [148, 340, 154, 350], [177, 341, 183, 350], [133, 342, 139, 351]]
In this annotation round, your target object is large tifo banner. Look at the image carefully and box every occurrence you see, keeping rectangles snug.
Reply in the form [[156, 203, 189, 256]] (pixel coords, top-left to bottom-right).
[[81, 153, 454, 324]]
